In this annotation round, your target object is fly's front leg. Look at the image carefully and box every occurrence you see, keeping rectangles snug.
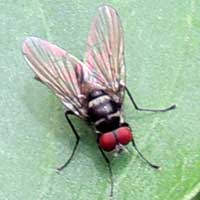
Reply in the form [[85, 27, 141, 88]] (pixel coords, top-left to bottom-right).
[[125, 87, 176, 112], [131, 139, 160, 169], [57, 111, 80, 171], [98, 147, 114, 197]]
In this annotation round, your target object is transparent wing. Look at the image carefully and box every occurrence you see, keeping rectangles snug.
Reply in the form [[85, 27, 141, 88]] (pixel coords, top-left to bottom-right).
[[85, 5, 125, 103], [22, 37, 88, 118]]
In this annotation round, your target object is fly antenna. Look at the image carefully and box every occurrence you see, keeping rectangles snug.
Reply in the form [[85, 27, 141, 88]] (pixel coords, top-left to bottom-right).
[[132, 139, 160, 169]]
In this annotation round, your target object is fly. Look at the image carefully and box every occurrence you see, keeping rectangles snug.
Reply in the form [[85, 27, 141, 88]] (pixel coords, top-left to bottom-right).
[[22, 5, 176, 197]]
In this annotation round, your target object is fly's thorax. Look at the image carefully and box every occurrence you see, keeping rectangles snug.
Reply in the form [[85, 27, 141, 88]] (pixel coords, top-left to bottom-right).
[[87, 90, 120, 132], [95, 111, 120, 133]]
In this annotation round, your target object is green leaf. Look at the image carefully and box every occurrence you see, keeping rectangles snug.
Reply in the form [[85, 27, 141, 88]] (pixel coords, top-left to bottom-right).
[[0, 1, 200, 200]]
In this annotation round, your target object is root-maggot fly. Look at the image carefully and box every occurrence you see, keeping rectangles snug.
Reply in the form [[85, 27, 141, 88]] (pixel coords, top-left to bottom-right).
[[22, 5, 176, 197]]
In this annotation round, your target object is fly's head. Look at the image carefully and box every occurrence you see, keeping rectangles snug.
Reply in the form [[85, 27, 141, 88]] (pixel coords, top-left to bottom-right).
[[98, 124, 133, 153]]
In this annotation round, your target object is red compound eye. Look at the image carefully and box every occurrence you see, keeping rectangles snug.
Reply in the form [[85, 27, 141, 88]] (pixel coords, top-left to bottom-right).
[[99, 132, 117, 151], [116, 127, 133, 145]]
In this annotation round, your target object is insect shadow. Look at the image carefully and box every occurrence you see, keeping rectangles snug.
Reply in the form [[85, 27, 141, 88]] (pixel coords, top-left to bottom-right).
[[22, 82, 108, 165]]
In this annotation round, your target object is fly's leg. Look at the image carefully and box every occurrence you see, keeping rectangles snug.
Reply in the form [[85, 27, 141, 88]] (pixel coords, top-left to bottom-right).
[[57, 111, 80, 171], [98, 147, 114, 197], [125, 87, 176, 112], [132, 139, 160, 169], [125, 87, 175, 169]]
